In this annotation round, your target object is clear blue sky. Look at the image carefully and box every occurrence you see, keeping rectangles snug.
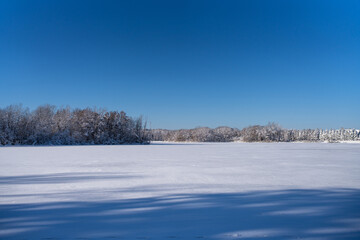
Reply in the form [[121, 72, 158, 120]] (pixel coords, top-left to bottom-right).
[[0, 0, 359, 129]]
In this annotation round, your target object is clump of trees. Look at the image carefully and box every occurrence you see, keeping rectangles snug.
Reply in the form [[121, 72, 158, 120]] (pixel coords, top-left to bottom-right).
[[240, 123, 360, 142], [151, 127, 241, 142], [0, 105, 149, 145], [150, 123, 360, 143]]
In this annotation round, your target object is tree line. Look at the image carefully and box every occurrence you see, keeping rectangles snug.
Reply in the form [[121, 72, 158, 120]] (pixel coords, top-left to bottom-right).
[[1, 105, 359, 145], [150, 123, 360, 143], [0, 105, 149, 145]]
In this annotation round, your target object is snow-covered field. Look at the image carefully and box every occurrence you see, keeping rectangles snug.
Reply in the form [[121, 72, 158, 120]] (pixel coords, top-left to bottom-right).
[[1, 142, 360, 239]]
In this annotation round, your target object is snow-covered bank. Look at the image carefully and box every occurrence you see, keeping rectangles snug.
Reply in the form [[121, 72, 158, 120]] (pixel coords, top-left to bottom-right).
[[338, 140, 360, 144], [1, 143, 360, 239], [154, 140, 360, 144]]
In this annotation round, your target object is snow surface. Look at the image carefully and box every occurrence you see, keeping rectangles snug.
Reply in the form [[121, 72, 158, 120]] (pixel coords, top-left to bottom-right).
[[0, 142, 360, 239]]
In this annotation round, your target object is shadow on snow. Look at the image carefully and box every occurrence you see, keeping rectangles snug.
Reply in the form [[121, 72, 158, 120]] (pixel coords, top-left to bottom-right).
[[1, 186, 360, 239], [0, 172, 136, 185]]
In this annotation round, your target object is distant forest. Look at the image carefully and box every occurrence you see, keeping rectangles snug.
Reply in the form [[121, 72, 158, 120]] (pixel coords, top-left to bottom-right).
[[151, 125, 360, 143], [0, 105, 359, 145]]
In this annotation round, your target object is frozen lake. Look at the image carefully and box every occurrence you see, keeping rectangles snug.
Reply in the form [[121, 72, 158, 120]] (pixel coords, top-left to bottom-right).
[[1, 142, 360, 239]]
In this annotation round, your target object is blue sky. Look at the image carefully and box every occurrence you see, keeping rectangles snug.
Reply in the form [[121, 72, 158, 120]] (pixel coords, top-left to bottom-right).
[[0, 0, 359, 129]]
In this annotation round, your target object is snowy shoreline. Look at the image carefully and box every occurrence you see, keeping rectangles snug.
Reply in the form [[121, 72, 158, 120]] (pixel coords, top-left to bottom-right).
[[1, 140, 360, 147], [150, 141, 360, 144]]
